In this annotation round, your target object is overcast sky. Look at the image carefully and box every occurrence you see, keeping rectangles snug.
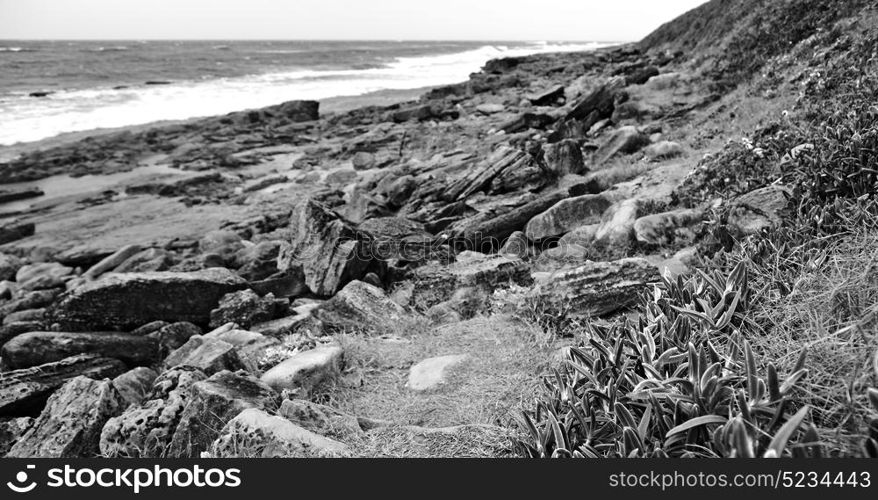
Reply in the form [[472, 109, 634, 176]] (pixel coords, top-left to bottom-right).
[[0, 0, 706, 41]]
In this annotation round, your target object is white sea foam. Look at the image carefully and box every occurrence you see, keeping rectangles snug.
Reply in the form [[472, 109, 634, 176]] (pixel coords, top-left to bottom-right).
[[0, 41, 608, 146]]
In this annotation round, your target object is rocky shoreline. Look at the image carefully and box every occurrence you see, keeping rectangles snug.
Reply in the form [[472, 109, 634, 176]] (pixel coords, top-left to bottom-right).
[[0, 32, 799, 457]]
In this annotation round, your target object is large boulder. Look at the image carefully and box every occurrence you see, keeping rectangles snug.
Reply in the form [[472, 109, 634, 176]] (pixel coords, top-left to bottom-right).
[[315, 280, 408, 333], [593, 126, 650, 165], [6, 376, 124, 458], [531, 258, 660, 316], [211, 408, 350, 457], [277, 199, 371, 297], [100, 366, 207, 457], [524, 194, 612, 241], [260, 344, 344, 393], [0, 354, 125, 417], [167, 371, 278, 457], [48, 268, 247, 330], [1, 331, 157, 370]]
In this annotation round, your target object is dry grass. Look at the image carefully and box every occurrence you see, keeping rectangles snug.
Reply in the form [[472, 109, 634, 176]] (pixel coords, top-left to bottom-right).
[[311, 314, 563, 457], [745, 229, 878, 454]]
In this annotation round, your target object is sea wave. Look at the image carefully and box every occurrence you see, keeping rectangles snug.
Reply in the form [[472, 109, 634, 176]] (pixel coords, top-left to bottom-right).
[[0, 41, 608, 146]]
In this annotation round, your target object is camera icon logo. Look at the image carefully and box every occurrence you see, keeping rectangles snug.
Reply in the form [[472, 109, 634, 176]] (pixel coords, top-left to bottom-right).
[[6, 465, 37, 493]]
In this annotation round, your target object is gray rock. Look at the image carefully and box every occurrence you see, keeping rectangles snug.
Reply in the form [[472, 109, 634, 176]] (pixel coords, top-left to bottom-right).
[[203, 328, 281, 371], [163, 336, 248, 375], [277, 199, 370, 296], [525, 194, 612, 240], [0, 354, 126, 417], [148, 321, 202, 356], [48, 268, 247, 330], [112, 367, 159, 408], [645, 140, 684, 161], [728, 185, 792, 235], [15, 262, 73, 291], [592, 198, 639, 248], [0, 253, 24, 282], [593, 126, 650, 164], [100, 366, 208, 458], [406, 254, 532, 310], [530, 257, 659, 317], [167, 370, 277, 457], [113, 248, 175, 273], [1, 331, 158, 370], [407, 354, 468, 391], [315, 280, 408, 334], [0, 417, 32, 456], [82, 244, 143, 281], [278, 399, 364, 435], [260, 344, 343, 393], [211, 408, 350, 457], [543, 139, 586, 176], [633, 208, 704, 246], [499, 231, 530, 259], [7, 376, 124, 458], [208, 289, 287, 330]]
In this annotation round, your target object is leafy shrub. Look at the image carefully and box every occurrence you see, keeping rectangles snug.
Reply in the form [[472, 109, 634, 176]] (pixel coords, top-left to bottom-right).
[[517, 263, 821, 458]]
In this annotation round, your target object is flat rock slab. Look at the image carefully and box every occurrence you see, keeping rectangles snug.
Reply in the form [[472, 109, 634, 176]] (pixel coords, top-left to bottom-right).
[[7, 376, 124, 458], [524, 193, 612, 241], [406, 354, 468, 392], [48, 268, 247, 330], [0, 354, 126, 417], [260, 344, 344, 393], [163, 335, 247, 375], [1, 331, 158, 370], [211, 408, 350, 458]]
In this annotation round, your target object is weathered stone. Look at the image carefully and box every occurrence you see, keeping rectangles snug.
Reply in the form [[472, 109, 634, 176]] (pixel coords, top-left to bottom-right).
[[444, 146, 528, 202], [728, 185, 792, 235], [211, 408, 350, 457], [530, 258, 660, 316], [277, 399, 363, 435], [526, 84, 565, 106], [592, 198, 639, 248], [7, 376, 124, 458], [113, 248, 175, 273], [1, 331, 158, 370], [351, 151, 376, 170], [276, 100, 319, 122], [249, 267, 308, 298], [450, 190, 567, 249], [0, 253, 24, 281], [251, 305, 320, 337], [0, 288, 61, 320], [0, 221, 35, 245], [82, 244, 143, 280], [499, 231, 530, 259], [633, 208, 704, 246], [565, 76, 626, 123], [148, 321, 202, 356], [260, 344, 343, 393], [15, 262, 73, 291], [2, 307, 44, 325], [0, 354, 125, 417], [277, 199, 370, 296], [234, 241, 280, 281], [524, 194, 612, 240], [407, 354, 468, 391], [209, 289, 287, 330], [199, 230, 244, 267], [357, 217, 437, 262], [112, 367, 159, 408], [167, 371, 277, 457], [407, 254, 532, 310], [499, 112, 555, 133], [645, 140, 684, 160], [543, 139, 587, 176], [0, 417, 32, 456], [315, 280, 408, 333], [204, 328, 281, 371], [593, 126, 650, 164], [100, 366, 208, 458], [48, 268, 247, 331], [163, 336, 248, 375]]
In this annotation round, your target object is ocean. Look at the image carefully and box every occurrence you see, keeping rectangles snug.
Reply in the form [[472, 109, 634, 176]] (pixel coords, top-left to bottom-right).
[[0, 40, 606, 146]]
